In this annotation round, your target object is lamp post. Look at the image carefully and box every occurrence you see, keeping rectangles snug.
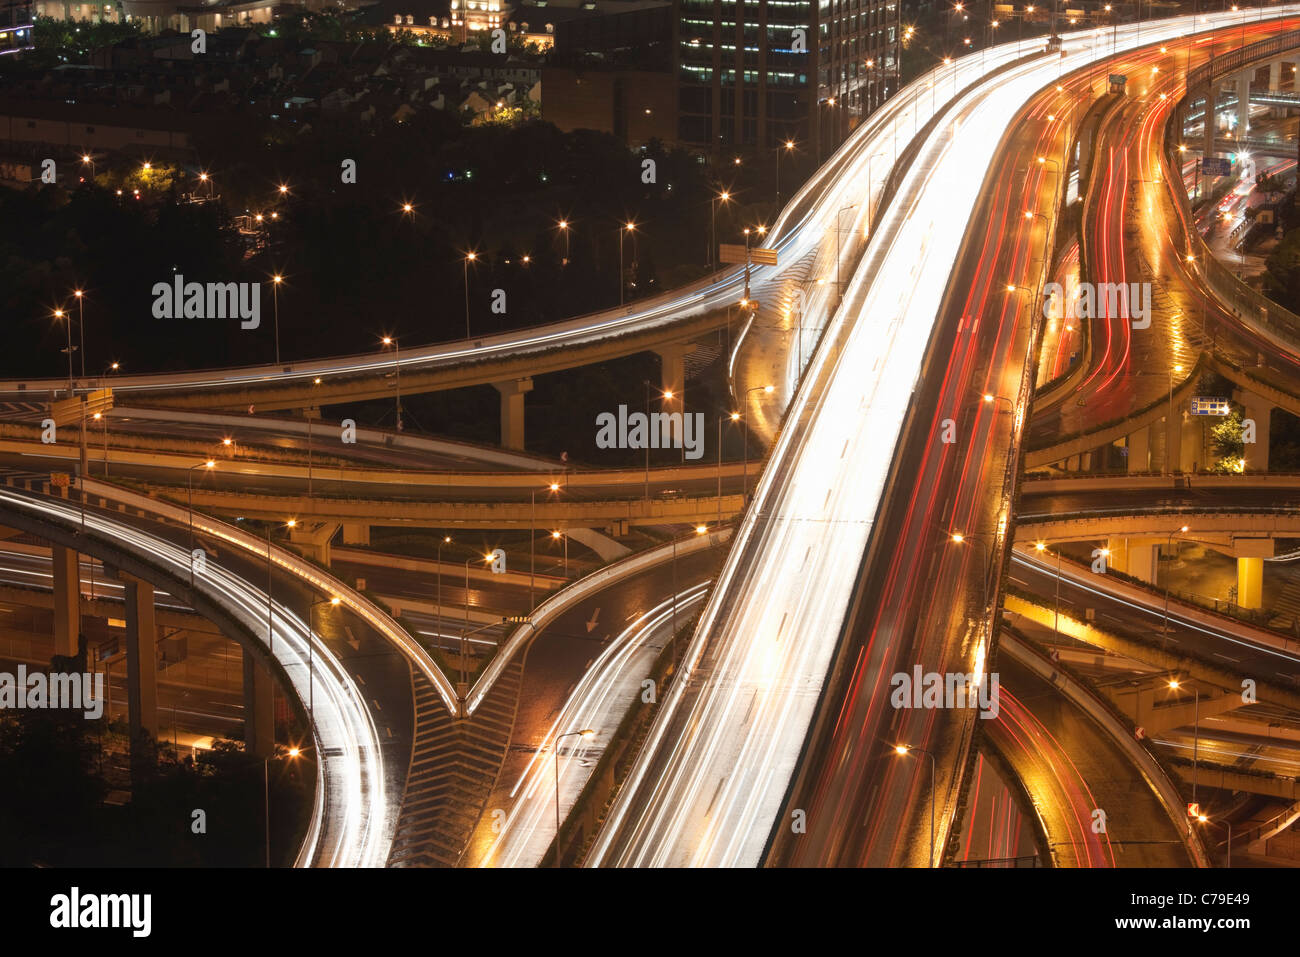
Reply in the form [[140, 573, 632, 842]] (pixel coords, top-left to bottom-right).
[[553, 728, 595, 867], [619, 221, 636, 305], [308, 597, 340, 723], [1171, 678, 1201, 810], [951, 531, 994, 615], [268, 519, 296, 656], [463, 251, 478, 338], [1162, 526, 1190, 635], [1167, 364, 1183, 476], [742, 385, 775, 498], [271, 274, 283, 364], [531, 483, 561, 608], [1196, 814, 1231, 867], [643, 381, 673, 499], [81, 153, 95, 181], [381, 336, 401, 432], [551, 530, 568, 578], [53, 309, 74, 397], [557, 219, 570, 266], [73, 289, 86, 379], [893, 744, 937, 866], [1034, 542, 1064, 643], [777, 140, 795, 205], [835, 204, 858, 308], [186, 460, 215, 588], [719, 412, 740, 524], [436, 535, 451, 644], [462, 554, 493, 692], [711, 191, 730, 271], [263, 745, 302, 867]]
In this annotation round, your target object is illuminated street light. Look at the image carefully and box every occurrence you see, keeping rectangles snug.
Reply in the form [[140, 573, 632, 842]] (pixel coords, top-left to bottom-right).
[[892, 744, 937, 866], [553, 728, 596, 867]]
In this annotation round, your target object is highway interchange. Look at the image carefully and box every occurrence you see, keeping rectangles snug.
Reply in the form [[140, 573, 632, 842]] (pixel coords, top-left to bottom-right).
[[7, 6, 1300, 872]]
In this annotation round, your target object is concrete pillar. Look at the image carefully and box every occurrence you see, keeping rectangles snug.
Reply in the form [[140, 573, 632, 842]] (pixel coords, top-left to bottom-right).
[[654, 342, 696, 403], [1234, 538, 1273, 610], [1182, 413, 1203, 474], [341, 522, 371, 546], [1163, 410, 1182, 473], [123, 576, 158, 742], [1080, 451, 1093, 472], [288, 521, 336, 566], [1238, 557, 1264, 609], [51, 544, 80, 658], [1270, 60, 1282, 92], [243, 651, 275, 758], [1236, 71, 1251, 140], [1108, 537, 1158, 584], [1241, 397, 1272, 471], [493, 376, 534, 450], [1202, 82, 1217, 157], [1127, 425, 1151, 472]]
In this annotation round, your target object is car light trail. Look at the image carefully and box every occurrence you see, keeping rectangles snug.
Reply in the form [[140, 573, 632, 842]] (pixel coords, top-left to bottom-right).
[[0, 486, 394, 868]]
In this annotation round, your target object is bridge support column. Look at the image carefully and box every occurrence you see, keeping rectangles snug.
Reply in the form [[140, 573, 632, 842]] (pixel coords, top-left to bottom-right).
[[1108, 537, 1158, 584], [494, 376, 533, 450], [1270, 60, 1282, 92], [1202, 82, 1217, 158], [288, 522, 337, 566], [1234, 538, 1273, 611], [1127, 426, 1151, 473], [1236, 71, 1251, 139], [1239, 396, 1272, 471], [654, 343, 696, 403], [243, 652, 275, 758], [51, 544, 80, 658], [341, 522, 370, 546], [1238, 558, 1264, 610], [123, 575, 159, 745]]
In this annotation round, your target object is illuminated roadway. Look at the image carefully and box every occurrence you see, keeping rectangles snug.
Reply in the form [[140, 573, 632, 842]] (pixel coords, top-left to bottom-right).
[[586, 12, 1300, 869], [0, 485, 395, 867]]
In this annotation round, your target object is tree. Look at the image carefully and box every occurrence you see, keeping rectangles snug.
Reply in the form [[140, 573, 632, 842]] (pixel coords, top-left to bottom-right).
[[1209, 410, 1246, 473]]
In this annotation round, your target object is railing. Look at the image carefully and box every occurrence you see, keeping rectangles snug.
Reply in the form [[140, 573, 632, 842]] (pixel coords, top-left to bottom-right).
[[1172, 32, 1300, 347]]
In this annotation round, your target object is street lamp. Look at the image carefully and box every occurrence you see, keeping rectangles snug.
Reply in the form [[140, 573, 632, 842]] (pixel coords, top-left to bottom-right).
[[1167, 364, 1184, 476], [464, 251, 478, 337], [553, 728, 595, 867], [1035, 541, 1064, 644], [556, 219, 570, 266], [435, 535, 452, 645], [52, 308, 74, 396], [308, 597, 340, 723], [1162, 526, 1190, 636], [381, 336, 401, 432], [271, 274, 284, 364], [619, 221, 636, 305], [268, 519, 297, 656], [893, 744, 937, 866], [777, 140, 795, 205], [951, 531, 994, 615], [835, 203, 858, 307], [550, 529, 568, 578], [531, 482, 561, 608], [462, 553, 494, 692], [81, 153, 95, 180], [1196, 814, 1231, 867], [186, 460, 216, 588], [72, 289, 86, 379], [643, 381, 673, 499], [742, 385, 775, 498], [1170, 677, 1200, 812], [711, 191, 731, 272], [718, 411, 740, 523], [263, 744, 303, 867]]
